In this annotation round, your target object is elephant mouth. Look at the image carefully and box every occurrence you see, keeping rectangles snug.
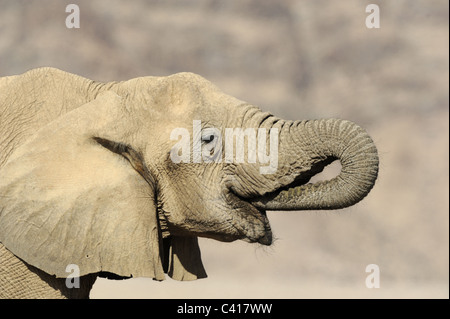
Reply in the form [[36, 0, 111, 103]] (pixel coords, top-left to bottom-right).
[[226, 159, 338, 245], [226, 189, 273, 246], [225, 179, 306, 246]]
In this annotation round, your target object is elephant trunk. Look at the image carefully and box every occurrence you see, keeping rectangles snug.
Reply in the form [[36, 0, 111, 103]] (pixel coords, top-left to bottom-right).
[[251, 119, 379, 210]]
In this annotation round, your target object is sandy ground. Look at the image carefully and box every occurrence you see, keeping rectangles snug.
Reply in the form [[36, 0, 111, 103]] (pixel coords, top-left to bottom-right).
[[1, 0, 448, 298], [91, 278, 448, 299]]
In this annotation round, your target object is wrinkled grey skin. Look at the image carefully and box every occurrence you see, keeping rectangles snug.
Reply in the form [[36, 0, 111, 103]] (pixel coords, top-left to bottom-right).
[[0, 68, 378, 298]]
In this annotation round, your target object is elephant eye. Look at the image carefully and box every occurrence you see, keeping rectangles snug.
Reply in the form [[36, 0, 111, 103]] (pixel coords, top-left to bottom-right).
[[202, 134, 215, 143]]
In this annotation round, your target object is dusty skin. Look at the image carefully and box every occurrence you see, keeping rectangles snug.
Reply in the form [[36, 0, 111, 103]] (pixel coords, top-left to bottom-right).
[[0, 68, 378, 298]]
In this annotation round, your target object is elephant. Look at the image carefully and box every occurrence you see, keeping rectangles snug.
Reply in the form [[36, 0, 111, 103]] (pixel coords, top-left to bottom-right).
[[0, 67, 378, 298]]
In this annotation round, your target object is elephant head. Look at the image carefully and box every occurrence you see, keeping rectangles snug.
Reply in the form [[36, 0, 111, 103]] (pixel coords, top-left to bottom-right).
[[0, 68, 378, 287]]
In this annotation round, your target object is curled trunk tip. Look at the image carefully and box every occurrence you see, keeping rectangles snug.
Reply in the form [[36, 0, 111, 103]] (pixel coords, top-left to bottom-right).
[[253, 119, 379, 210]]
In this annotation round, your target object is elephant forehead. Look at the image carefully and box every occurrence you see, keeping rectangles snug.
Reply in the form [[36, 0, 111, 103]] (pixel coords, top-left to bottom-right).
[[149, 72, 243, 110], [165, 72, 216, 90]]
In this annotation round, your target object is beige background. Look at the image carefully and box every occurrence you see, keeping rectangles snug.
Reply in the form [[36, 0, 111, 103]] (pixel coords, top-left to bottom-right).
[[0, 0, 448, 298]]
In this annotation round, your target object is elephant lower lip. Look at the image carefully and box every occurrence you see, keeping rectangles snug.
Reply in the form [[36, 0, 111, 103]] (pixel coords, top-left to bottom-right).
[[226, 187, 273, 245], [257, 231, 272, 246], [250, 208, 273, 246]]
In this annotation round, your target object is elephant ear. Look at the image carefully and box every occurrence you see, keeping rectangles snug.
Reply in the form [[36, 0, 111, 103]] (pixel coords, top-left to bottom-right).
[[0, 91, 205, 280]]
